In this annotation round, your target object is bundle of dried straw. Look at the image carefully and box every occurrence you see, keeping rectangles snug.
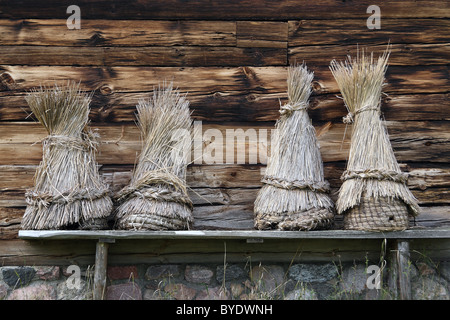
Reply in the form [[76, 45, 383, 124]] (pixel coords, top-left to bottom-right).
[[330, 48, 420, 231], [254, 64, 334, 230], [22, 82, 113, 230], [114, 82, 194, 230]]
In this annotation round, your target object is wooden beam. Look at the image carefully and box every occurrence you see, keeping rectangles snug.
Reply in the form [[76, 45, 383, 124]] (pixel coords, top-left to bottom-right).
[[17, 228, 450, 240], [0, 19, 236, 47], [1, 1, 448, 19], [0, 121, 448, 165], [396, 240, 412, 300], [288, 19, 450, 46], [289, 43, 450, 66], [93, 240, 110, 300], [1, 92, 448, 123]]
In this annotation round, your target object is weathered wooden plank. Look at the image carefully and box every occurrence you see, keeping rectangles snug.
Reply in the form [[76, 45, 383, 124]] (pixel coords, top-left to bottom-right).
[[0, 121, 448, 165], [289, 43, 450, 66], [1, 163, 448, 190], [1, 92, 448, 123], [289, 19, 450, 46], [237, 21, 287, 48], [0, 19, 236, 47], [1, 237, 449, 266], [17, 228, 450, 240], [0, 45, 286, 67], [1, 1, 448, 19], [2, 205, 449, 240], [0, 66, 447, 99]]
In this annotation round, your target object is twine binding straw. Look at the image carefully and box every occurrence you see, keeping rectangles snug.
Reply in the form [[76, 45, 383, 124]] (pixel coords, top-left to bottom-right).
[[254, 64, 335, 230], [21, 82, 113, 230], [330, 47, 420, 231], [114, 82, 193, 230]]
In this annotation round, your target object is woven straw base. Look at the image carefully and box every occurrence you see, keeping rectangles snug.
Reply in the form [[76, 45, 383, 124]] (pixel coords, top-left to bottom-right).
[[255, 207, 334, 231], [344, 196, 409, 231], [116, 213, 191, 230]]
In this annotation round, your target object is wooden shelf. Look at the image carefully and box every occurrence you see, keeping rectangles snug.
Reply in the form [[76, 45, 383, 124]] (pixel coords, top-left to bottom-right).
[[18, 227, 450, 241]]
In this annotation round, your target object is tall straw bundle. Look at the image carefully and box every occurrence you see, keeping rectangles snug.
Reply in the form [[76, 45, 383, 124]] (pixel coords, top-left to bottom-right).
[[114, 82, 193, 230], [21, 82, 113, 230], [330, 48, 420, 231], [254, 64, 334, 230]]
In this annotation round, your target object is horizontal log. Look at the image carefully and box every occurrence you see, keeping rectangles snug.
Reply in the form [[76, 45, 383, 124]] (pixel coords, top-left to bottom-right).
[[0, 45, 286, 67], [1, 1, 448, 19], [289, 43, 450, 66], [1, 236, 449, 266], [2, 205, 449, 240], [0, 121, 448, 165], [1, 92, 448, 123], [0, 19, 236, 47], [17, 228, 450, 240], [289, 19, 450, 46], [1, 43, 447, 67], [0, 66, 447, 99], [237, 21, 288, 48]]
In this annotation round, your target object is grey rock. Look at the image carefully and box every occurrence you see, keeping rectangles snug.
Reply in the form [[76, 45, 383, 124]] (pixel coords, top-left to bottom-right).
[[412, 276, 449, 300], [339, 264, 367, 294], [284, 286, 318, 300], [106, 283, 142, 300], [251, 265, 285, 296], [438, 261, 450, 282], [8, 283, 56, 300], [185, 265, 214, 284], [56, 279, 91, 300], [288, 263, 338, 283], [2, 267, 36, 288], [145, 265, 181, 280], [216, 264, 246, 283]]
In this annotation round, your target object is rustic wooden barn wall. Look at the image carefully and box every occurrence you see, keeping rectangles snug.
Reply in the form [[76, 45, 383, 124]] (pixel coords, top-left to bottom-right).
[[0, 0, 448, 249]]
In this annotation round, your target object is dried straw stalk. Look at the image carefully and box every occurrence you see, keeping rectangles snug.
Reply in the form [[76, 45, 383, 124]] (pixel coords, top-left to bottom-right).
[[330, 48, 420, 231], [254, 64, 334, 230], [22, 82, 113, 230], [114, 82, 193, 230]]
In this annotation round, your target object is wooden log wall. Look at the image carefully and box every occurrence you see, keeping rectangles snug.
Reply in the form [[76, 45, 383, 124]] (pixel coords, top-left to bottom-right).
[[0, 1, 449, 246]]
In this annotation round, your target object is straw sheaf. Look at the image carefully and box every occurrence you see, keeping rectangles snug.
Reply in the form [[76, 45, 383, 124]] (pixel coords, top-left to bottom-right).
[[330, 48, 420, 218], [254, 64, 334, 231], [21, 82, 113, 230], [114, 82, 194, 230]]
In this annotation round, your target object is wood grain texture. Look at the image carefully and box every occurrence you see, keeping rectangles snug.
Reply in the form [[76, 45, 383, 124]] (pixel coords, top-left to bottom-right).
[[289, 19, 450, 46], [1, 237, 448, 265], [0, 19, 236, 47], [0, 121, 448, 165], [1, 92, 448, 123], [1, 1, 448, 19]]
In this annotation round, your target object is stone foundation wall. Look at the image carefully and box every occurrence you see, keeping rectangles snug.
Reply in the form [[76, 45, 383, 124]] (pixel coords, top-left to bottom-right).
[[1, 260, 449, 300]]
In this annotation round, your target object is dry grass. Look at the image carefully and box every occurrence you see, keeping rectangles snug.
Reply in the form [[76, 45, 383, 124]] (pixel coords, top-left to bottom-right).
[[22, 82, 113, 230], [114, 82, 194, 230], [254, 64, 334, 230], [329, 47, 419, 228]]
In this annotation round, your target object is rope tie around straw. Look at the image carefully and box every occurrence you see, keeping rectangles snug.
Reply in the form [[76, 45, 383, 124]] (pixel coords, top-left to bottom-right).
[[261, 175, 331, 193], [42, 132, 99, 152], [25, 187, 111, 208], [279, 101, 308, 117], [342, 105, 380, 124], [115, 170, 193, 209], [341, 169, 408, 184]]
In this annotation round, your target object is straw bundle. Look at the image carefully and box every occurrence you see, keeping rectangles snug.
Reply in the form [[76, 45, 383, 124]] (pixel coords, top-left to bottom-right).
[[21, 82, 113, 230], [254, 64, 334, 230], [330, 48, 420, 231], [114, 82, 193, 230]]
